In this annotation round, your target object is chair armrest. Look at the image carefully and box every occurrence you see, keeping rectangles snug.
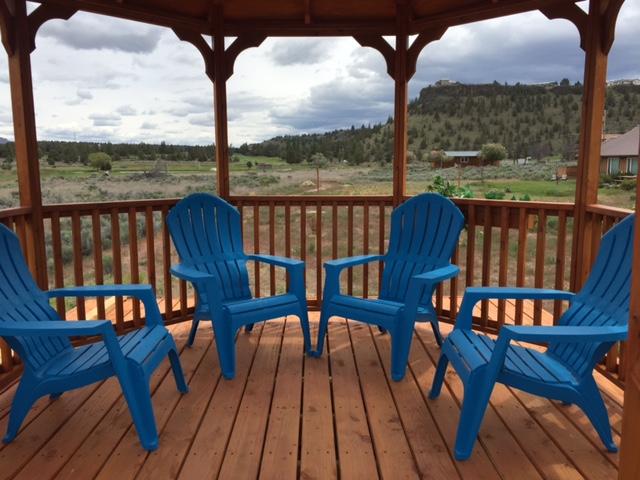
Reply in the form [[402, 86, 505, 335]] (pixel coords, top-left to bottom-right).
[[322, 255, 384, 300], [455, 287, 575, 330], [246, 254, 304, 270], [170, 263, 223, 307], [411, 265, 460, 286], [324, 255, 383, 272], [47, 284, 164, 327], [501, 325, 628, 343], [170, 264, 216, 282], [0, 319, 113, 337]]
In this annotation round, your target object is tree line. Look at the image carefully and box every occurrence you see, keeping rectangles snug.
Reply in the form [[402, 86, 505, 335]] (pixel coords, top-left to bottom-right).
[[0, 81, 638, 168]]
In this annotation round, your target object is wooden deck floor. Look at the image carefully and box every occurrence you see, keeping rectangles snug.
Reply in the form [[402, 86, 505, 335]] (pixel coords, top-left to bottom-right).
[[0, 306, 624, 480]]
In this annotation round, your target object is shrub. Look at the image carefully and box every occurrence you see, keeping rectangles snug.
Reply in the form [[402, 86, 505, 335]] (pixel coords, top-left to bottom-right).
[[89, 152, 112, 171], [484, 190, 506, 200], [620, 179, 636, 191]]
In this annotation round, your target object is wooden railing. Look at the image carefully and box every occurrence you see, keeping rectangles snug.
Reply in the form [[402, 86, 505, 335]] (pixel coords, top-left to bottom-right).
[[0, 197, 633, 388]]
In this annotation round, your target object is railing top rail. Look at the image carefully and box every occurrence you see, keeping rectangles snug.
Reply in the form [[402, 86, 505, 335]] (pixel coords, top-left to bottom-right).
[[41, 198, 181, 216], [585, 203, 634, 218], [0, 206, 32, 218], [452, 198, 576, 211], [0, 196, 581, 218]]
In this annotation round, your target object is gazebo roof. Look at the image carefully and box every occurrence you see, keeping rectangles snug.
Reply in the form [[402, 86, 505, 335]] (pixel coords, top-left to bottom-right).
[[31, 0, 583, 35]]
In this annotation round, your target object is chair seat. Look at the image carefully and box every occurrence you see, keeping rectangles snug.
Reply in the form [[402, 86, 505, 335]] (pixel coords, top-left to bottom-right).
[[444, 329, 578, 386], [327, 294, 432, 326], [220, 293, 302, 327], [42, 325, 170, 378]]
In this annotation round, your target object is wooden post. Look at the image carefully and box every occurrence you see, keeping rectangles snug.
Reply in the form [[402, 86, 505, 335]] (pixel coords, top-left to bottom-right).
[[212, 14, 230, 199], [570, 0, 609, 291], [5, 0, 47, 288], [392, 3, 409, 206]]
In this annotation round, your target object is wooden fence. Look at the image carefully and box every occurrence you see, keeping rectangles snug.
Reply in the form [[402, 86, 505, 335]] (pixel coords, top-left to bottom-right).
[[0, 197, 632, 388]]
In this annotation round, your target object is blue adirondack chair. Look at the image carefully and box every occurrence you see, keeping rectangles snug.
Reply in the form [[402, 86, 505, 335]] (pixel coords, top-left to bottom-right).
[[430, 214, 634, 461], [314, 193, 465, 381], [167, 193, 312, 379], [0, 224, 187, 452]]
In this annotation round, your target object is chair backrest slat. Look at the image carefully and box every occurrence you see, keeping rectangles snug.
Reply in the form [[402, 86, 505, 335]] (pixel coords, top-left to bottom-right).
[[0, 225, 71, 370], [380, 194, 464, 304], [167, 193, 252, 303], [549, 214, 635, 377]]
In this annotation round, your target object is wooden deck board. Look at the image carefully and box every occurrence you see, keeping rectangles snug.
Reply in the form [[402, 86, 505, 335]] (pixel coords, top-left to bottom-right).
[[0, 303, 623, 480]]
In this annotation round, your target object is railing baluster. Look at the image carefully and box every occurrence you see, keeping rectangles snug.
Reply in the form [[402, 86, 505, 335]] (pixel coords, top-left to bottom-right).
[[480, 206, 492, 330], [91, 210, 106, 320], [465, 204, 476, 290], [378, 201, 385, 294], [447, 247, 458, 319], [316, 201, 322, 303], [269, 201, 276, 296], [363, 201, 369, 299], [533, 209, 547, 326], [111, 209, 124, 330], [145, 206, 157, 293], [553, 210, 567, 323], [347, 203, 354, 296], [515, 208, 528, 325], [71, 211, 86, 320], [497, 207, 509, 328], [161, 206, 173, 322], [253, 203, 261, 298], [50, 212, 66, 318], [128, 207, 141, 326], [284, 201, 291, 292], [332, 202, 338, 260], [300, 202, 307, 297]]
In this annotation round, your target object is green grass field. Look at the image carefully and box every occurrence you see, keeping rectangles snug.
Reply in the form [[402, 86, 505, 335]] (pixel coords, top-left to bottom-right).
[[0, 156, 635, 209]]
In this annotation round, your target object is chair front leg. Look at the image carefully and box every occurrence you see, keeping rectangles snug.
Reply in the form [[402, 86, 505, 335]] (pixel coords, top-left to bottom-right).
[[120, 363, 159, 451], [578, 376, 617, 452], [288, 265, 312, 355], [3, 372, 39, 443], [390, 313, 416, 381], [454, 369, 494, 460], [211, 313, 237, 380]]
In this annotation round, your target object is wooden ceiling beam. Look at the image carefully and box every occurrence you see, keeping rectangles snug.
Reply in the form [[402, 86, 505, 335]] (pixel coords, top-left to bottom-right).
[[410, 0, 582, 32], [27, 3, 77, 52], [30, 0, 209, 34], [223, 19, 397, 37], [540, 2, 587, 50]]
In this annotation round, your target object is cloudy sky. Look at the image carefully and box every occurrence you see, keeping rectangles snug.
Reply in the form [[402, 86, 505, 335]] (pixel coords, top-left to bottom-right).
[[0, 1, 638, 145]]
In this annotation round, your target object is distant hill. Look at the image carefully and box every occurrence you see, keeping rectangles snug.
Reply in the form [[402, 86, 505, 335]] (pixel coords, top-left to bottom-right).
[[241, 81, 640, 163], [0, 138, 9, 145]]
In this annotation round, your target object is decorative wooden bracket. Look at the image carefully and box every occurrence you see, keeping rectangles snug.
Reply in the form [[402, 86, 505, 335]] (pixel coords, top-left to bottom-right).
[[173, 28, 215, 81], [224, 34, 266, 80], [27, 3, 77, 52], [0, 0, 14, 55], [601, 0, 624, 54], [539, 2, 588, 51], [353, 34, 395, 78], [354, 27, 447, 81], [172, 29, 265, 83], [406, 27, 447, 79]]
